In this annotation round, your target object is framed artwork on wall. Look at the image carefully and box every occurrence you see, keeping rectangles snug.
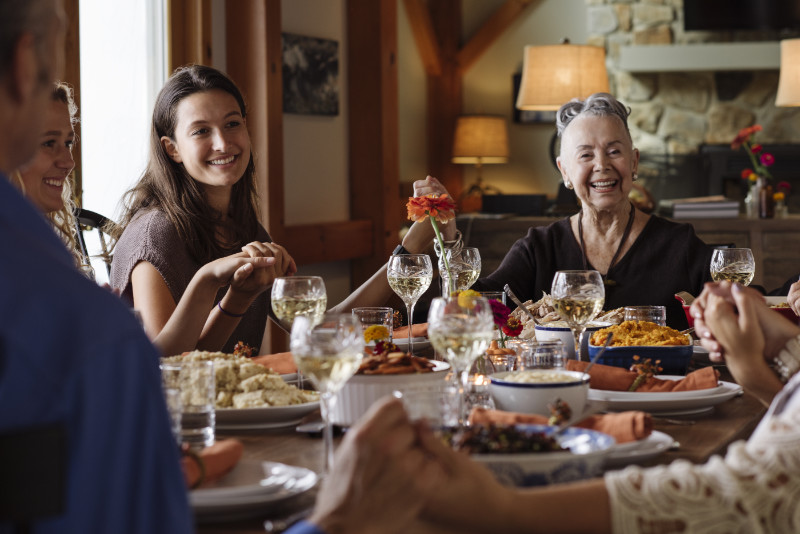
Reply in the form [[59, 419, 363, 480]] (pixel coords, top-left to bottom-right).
[[511, 73, 557, 124], [282, 33, 339, 116]]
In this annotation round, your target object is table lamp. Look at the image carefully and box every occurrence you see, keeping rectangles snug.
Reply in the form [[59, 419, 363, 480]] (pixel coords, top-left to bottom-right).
[[451, 114, 509, 198], [776, 38, 800, 106], [515, 39, 610, 169]]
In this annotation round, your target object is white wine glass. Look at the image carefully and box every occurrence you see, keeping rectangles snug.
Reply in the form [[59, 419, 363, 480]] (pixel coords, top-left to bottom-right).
[[550, 270, 605, 362], [290, 313, 363, 474], [271, 276, 328, 330], [427, 295, 494, 424], [272, 276, 327, 389], [387, 254, 433, 353], [440, 247, 481, 296], [710, 248, 755, 286]]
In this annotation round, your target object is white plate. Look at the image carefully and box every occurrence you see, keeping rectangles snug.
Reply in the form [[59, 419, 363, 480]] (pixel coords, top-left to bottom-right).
[[604, 430, 674, 468], [215, 401, 320, 430], [588, 378, 742, 413], [191, 461, 318, 522], [393, 337, 431, 351]]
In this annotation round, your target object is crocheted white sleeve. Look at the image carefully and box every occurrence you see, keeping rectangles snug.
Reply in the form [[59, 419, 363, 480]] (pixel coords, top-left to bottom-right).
[[605, 375, 800, 533]]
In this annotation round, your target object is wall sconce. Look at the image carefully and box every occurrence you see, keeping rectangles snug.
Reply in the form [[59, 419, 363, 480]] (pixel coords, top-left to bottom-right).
[[776, 38, 800, 106], [452, 114, 509, 197]]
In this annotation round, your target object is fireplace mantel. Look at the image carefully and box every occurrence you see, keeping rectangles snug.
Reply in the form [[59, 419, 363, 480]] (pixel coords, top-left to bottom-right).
[[619, 42, 780, 72]]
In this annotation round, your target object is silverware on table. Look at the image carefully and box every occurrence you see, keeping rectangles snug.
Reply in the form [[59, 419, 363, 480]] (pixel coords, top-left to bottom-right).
[[503, 284, 539, 325], [583, 332, 613, 374], [264, 509, 311, 533]]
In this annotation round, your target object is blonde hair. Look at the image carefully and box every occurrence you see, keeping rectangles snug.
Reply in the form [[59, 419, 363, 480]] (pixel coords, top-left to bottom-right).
[[12, 82, 94, 278]]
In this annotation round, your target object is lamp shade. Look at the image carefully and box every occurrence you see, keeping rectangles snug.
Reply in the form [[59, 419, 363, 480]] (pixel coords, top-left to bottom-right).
[[776, 38, 800, 106], [451, 115, 509, 164], [516, 44, 610, 111]]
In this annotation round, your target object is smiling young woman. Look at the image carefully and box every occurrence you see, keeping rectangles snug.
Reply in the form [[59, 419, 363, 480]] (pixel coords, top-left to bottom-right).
[[109, 65, 297, 354]]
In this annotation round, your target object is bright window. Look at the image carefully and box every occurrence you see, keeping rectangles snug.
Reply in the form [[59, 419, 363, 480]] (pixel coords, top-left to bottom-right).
[[78, 0, 166, 282]]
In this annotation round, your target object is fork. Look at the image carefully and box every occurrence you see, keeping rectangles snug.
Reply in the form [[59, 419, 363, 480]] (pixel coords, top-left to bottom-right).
[[503, 284, 539, 325]]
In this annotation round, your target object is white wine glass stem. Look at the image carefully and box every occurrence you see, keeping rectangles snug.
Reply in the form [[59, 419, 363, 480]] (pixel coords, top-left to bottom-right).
[[319, 391, 336, 474], [572, 325, 586, 362], [405, 302, 416, 354]]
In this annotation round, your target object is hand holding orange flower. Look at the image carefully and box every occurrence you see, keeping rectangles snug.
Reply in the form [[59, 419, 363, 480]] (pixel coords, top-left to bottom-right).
[[406, 193, 458, 293]]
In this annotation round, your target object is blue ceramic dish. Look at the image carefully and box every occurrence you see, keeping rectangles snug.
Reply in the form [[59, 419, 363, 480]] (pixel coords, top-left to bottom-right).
[[587, 340, 693, 375]]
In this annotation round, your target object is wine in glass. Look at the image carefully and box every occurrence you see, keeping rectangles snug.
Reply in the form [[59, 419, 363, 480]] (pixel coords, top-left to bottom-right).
[[440, 247, 481, 296], [387, 254, 433, 353], [290, 313, 363, 474], [271, 276, 328, 329], [427, 295, 494, 424], [550, 270, 605, 362], [272, 276, 327, 389], [710, 248, 755, 286]]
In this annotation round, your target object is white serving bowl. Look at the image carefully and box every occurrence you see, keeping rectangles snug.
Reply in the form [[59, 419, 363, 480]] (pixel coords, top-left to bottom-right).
[[489, 370, 590, 416], [472, 425, 615, 486], [330, 360, 450, 426], [534, 321, 611, 360]]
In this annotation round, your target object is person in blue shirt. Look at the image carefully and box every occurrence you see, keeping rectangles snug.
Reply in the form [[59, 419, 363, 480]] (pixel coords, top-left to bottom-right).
[[0, 0, 194, 531]]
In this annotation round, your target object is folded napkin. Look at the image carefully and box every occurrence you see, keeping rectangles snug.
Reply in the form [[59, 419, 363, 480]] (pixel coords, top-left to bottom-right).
[[182, 438, 244, 489], [252, 352, 297, 374], [394, 322, 428, 339], [566, 360, 719, 392], [469, 408, 652, 444]]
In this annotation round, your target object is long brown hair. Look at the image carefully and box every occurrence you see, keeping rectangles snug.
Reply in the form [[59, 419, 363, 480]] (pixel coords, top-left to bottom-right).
[[110, 65, 260, 264]]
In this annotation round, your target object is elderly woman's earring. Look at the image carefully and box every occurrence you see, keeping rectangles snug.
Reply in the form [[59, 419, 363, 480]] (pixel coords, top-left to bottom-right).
[[565, 181, 574, 190], [632, 173, 638, 182]]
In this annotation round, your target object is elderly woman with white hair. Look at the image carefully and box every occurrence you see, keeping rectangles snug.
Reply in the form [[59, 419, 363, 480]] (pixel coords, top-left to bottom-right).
[[469, 92, 713, 329]]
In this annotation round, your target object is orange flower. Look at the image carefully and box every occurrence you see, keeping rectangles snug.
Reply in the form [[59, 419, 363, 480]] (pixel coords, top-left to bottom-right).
[[407, 194, 457, 224]]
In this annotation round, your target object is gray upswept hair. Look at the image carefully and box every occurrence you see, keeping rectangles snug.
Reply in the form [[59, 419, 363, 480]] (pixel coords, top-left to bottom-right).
[[556, 92, 632, 140], [0, 0, 56, 81]]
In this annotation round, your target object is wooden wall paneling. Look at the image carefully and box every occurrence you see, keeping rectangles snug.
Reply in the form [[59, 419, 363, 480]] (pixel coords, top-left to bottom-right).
[[63, 0, 82, 204], [347, 0, 399, 285], [168, 0, 212, 71], [402, 0, 442, 76]]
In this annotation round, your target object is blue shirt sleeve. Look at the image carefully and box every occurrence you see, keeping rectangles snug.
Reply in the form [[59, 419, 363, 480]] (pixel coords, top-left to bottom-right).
[[284, 520, 327, 534]]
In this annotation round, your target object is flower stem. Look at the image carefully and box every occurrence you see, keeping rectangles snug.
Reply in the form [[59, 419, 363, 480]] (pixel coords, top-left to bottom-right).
[[429, 216, 455, 295]]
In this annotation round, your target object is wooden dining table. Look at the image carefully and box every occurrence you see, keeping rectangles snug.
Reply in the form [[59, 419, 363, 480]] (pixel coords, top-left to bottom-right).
[[195, 365, 767, 534]]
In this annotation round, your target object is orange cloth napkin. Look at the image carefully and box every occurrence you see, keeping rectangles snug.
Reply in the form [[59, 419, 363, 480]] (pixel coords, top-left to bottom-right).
[[394, 322, 428, 339], [469, 408, 652, 444], [183, 438, 243, 488], [252, 352, 297, 374], [566, 360, 719, 392]]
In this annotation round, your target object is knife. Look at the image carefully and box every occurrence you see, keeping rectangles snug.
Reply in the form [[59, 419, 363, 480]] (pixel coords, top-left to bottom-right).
[[503, 284, 539, 325]]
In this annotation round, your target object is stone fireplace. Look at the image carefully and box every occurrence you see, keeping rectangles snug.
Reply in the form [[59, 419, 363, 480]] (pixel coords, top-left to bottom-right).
[[584, 0, 800, 206]]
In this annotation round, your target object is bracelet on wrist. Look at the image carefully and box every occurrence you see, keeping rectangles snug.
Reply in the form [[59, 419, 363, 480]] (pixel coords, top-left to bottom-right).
[[773, 334, 800, 383], [217, 300, 246, 318]]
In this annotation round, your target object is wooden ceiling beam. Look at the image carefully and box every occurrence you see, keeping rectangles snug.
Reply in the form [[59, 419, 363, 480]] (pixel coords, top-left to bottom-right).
[[402, 0, 442, 76], [457, 0, 537, 73]]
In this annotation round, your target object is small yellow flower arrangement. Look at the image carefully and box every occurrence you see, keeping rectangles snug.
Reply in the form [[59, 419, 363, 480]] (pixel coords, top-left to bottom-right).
[[364, 325, 390, 344]]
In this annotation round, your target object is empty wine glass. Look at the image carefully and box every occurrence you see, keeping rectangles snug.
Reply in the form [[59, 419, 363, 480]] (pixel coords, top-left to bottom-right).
[[387, 254, 433, 354], [710, 248, 755, 286], [440, 247, 481, 296], [427, 295, 494, 424], [550, 270, 605, 362], [290, 313, 363, 474]]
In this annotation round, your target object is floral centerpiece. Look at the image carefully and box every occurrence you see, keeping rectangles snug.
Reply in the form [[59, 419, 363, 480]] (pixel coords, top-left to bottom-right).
[[732, 124, 775, 183], [406, 193, 458, 293]]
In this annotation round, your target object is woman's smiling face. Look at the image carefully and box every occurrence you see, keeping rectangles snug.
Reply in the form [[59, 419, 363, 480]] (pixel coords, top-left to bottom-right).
[[161, 89, 251, 194], [557, 114, 639, 213], [17, 99, 75, 214]]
